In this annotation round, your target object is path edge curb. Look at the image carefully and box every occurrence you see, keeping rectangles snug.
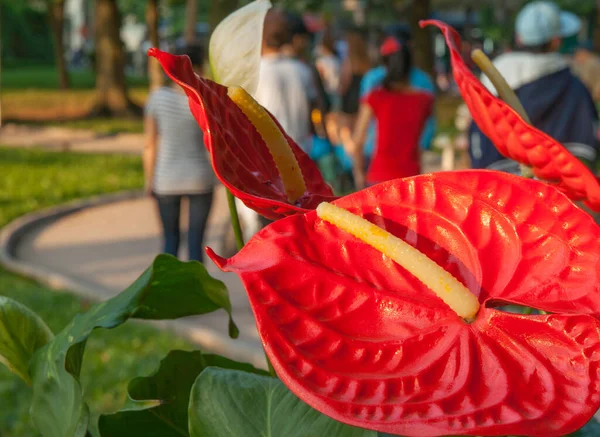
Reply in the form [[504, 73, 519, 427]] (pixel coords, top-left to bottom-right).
[[0, 191, 267, 368]]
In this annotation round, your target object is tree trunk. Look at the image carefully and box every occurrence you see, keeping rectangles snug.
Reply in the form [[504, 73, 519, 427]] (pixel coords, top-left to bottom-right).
[[146, 0, 163, 90], [91, 0, 140, 117], [409, 0, 433, 75], [48, 0, 70, 89], [184, 0, 197, 44], [209, 0, 238, 32]]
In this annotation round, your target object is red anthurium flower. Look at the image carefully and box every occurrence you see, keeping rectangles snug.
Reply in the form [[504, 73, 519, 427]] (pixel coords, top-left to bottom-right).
[[208, 170, 600, 437], [420, 20, 600, 212], [148, 48, 336, 219]]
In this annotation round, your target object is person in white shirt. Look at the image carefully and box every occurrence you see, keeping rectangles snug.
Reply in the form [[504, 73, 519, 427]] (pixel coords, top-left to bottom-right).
[[254, 8, 317, 154], [315, 31, 341, 102]]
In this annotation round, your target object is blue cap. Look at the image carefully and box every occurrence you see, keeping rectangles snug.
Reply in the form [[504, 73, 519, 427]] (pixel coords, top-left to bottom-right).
[[515, 1, 581, 46]]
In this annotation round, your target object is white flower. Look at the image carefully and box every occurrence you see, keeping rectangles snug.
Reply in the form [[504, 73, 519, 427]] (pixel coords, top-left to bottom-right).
[[209, 0, 272, 96]]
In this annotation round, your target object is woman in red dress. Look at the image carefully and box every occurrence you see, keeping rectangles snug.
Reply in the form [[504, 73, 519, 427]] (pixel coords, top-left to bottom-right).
[[344, 37, 434, 189]]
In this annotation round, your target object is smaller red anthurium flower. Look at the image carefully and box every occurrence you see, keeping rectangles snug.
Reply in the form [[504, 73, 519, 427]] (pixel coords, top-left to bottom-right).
[[420, 20, 600, 212], [148, 48, 336, 219], [208, 170, 600, 437]]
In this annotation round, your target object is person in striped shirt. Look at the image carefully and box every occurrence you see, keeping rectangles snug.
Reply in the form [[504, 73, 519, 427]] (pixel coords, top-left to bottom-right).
[[143, 43, 215, 262]]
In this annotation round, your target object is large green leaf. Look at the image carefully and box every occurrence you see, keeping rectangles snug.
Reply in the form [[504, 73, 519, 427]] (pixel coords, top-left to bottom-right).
[[0, 296, 53, 384], [189, 368, 377, 437], [98, 350, 267, 437], [29, 254, 238, 437]]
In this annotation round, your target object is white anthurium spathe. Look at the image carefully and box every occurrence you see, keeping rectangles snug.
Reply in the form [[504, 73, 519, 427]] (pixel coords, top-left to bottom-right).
[[209, 0, 272, 96]]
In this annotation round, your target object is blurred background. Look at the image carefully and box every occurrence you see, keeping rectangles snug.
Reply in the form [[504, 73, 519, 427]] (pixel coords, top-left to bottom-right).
[[1, 0, 598, 144]]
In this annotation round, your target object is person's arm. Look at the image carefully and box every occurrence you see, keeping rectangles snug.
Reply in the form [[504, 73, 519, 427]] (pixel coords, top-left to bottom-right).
[[143, 114, 158, 194], [342, 103, 373, 189]]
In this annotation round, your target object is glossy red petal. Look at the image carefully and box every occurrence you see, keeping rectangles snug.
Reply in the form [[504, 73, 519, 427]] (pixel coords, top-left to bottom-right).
[[148, 48, 336, 219], [420, 20, 600, 211], [208, 170, 600, 436]]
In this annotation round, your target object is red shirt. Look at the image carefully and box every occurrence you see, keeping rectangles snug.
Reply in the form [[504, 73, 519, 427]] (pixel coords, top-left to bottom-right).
[[363, 88, 434, 184]]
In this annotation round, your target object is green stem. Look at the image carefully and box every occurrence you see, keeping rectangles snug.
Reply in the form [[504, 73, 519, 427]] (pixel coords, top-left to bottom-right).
[[226, 189, 245, 251], [225, 188, 276, 377]]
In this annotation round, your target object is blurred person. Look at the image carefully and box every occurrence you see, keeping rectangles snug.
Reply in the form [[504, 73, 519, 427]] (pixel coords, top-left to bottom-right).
[[255, 8, 317, 154], [571, 41, 600, 102], [315, 29, 342, 104], [283, 11, 332, 142], [329, 30, 371, 190], [236, 8, 320, 233], [311, 27, 349, 190], [360, 31, 436, 160], [339, 30, 371, 121], [283, 11, 312, 62], [343, 37, 434, 189], [143, 43, 215, 262], [469, 1, 598, 173], [274, 10, 345, 192]]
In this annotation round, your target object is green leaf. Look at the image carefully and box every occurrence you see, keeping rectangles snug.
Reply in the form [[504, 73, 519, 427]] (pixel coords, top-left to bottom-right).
[[132, 254, 239, 338], [189, 368, 376, 437], [98, 350, 267, 437], [209, 0, 271, 94], [0, 296, 53, 384], [29, 254, 239, 437]]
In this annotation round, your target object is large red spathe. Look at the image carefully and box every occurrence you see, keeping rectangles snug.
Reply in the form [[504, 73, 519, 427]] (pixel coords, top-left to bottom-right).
[[208, 170, 600, 437], [421, 20, 600, 211], [148, 48, 336, 220]]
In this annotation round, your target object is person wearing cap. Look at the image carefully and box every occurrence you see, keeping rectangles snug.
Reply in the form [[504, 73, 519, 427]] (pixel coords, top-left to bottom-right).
[[359, 32, 436, 162], [343, 36, 434, 189], [469, 1, 598, 173]]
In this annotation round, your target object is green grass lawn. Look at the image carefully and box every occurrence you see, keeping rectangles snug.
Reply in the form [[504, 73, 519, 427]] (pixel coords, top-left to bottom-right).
[[52, 117, 144, 134], [0, 147, 192, 437], [16, 117, 145, 135], [1, 65, 149, 90]]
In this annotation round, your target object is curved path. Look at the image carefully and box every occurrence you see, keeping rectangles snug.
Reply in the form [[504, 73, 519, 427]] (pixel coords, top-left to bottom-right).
[[13, 185, 266, 367], [3, 125, 453, 369]]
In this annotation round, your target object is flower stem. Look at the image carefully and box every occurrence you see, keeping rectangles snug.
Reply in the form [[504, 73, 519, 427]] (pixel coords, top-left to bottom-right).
[[471, 49, 533, 178], [226, 189, 245, 251], [225, 188, 276, 377]]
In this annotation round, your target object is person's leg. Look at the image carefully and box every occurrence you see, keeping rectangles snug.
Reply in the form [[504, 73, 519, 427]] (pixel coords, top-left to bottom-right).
[[187, 191, 214, 262], [156, 195, 181, 257]]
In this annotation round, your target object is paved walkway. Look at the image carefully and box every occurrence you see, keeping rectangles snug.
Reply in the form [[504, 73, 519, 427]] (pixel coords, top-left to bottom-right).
[[15, 185, 268, 366], [3, 123, 459, 366], [0, 123, 144, 154]]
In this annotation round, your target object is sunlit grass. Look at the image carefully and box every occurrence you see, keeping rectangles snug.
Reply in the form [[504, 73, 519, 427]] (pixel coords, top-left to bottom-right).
[[1, 66, 148, 90], [13, 117, 145, 135]]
